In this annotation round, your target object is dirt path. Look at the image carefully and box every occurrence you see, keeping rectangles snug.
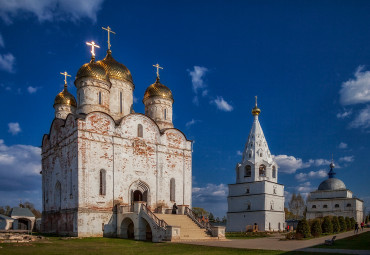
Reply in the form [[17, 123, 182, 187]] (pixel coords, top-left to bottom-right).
[[186, 229, 370, 252]]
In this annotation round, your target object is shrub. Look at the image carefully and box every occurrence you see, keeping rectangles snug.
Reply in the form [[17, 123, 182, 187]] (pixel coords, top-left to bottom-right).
[[339, 216, 347, 232], [350, 217, 356, 229], [345, 217, 351, 230], [332, 216, 340, 233], [322, 216, 333, 234], [366, 216, 369, 224], [296, 218, 310, 238], [310, 219, 322, 237]]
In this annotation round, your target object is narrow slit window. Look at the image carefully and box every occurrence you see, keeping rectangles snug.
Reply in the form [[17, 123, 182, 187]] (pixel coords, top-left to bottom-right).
[[164, 109, 167, 120], [120, 92, 123, 113], [99, 169, 106, 196], [137, 124, 143, 138], [98, 92, 102, 105], [170, 178, 175, 202]]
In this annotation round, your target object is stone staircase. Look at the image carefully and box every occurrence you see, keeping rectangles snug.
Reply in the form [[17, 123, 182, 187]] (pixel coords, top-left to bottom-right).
[[155, 214, 213, 240]]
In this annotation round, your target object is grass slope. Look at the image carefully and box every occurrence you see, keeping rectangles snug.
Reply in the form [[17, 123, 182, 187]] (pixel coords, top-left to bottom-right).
[[314, 230, 370, 250], [0, 237, 326, 255]]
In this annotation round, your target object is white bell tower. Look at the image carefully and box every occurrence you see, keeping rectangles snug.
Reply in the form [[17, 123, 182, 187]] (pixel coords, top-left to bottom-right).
[[227, 97, 285, 232]]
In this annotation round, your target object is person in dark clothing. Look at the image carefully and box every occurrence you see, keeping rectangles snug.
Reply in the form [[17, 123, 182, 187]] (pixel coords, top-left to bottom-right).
[[354, 222, 359, 234], [172, 203, 178, 214]]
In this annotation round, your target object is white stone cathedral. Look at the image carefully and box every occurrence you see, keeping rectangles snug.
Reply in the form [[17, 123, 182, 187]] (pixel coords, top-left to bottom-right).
[[41, 33, 194, 238], [227, 100, 285, 232]]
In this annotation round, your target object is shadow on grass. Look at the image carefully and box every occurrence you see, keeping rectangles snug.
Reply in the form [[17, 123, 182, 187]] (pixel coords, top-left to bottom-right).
[[313, 231, 370, 250]]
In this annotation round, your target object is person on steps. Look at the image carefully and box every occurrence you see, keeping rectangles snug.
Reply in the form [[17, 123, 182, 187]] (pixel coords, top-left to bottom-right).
[[172, 203, 178, 214]]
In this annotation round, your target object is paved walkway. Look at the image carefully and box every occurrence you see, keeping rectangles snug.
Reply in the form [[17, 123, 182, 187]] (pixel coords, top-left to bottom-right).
[[186, 229, 370, 253]]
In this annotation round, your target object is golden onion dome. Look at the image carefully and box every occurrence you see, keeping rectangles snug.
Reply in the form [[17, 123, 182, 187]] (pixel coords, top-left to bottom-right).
[[252, 105, 261, 116], [76, 57, 109, 82], [97, 50, 133, 84], [54, 85, 77, 107], [143, 77, 174, 102]]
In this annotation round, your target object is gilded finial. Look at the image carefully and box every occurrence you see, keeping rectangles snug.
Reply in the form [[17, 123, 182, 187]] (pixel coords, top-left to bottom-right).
[[252, 95, 261, 116], [153, 63, 163, 79], [86, 41, 100, 60], [60, 71, 71, 88], [102, 26, 116, 50]]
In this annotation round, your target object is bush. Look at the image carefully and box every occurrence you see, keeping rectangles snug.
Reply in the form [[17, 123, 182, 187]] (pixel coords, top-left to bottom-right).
[[339, 216, 347, 232], [366, 216, 369, 224], [332, 216, 340, 233], [296, 218, 310, 238], [345, 217, 352, 230], [322, 216, 333, 234], [310, 219, 322, 237], [350, 217, 356, 229]]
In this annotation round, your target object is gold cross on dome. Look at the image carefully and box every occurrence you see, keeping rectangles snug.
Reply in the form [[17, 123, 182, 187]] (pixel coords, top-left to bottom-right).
[[102, 26, 116, 50], [60, 71, 71, 86], [86, 41, 100, 57], [255, 96, 258, 106], [153, 63, 163, 78]]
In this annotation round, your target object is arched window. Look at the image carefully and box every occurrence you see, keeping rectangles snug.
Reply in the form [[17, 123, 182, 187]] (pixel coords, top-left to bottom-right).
[[246, 201, 251, 210], [164, 109, 167, 120], [170, 178, 175, 202], [270, 201, 274, 210], [244, 165, 251, 177], [346, 203, 351, 207], [312, 205, 316, 208], [137, 124, 143, 138], [245, 187, 250, 194], [98, 91, 102, 105], [249, 153, 252, 158], [120, 91, 123, 113], [335, 204, 339, 208], [99, 169, 106, 196], [273, 185, 277, 194], [259, 164, 266, 177], [260, 153, 263, 157], [272, 166, 276, 178], [323, 204, 328, 208], [55, 181, 61, 210], [250, 143, 253, 147]]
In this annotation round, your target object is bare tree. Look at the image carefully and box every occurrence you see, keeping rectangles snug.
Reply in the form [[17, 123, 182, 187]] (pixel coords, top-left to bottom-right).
[[289, 193, 305, 219]]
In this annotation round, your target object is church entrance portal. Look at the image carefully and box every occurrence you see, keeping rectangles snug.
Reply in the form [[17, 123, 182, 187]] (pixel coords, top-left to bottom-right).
[[133, 190, 148, 202]]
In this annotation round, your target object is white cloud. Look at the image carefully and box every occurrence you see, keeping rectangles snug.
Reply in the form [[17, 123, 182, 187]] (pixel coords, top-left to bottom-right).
[[0, 139, 41, 209], [337, 110, 352, 119], [349, 105, 370, 129], [296, 182, 314, 198], [211, 96, 233, 112], [192, 183, 228, 217], [338, 142, 348, 149], [0, 34, 4, 48], [27, 86, 39, 94], [0, 53, 15, 73], [236, 150, 243, 156], [0, 0, 105, 24], [295, 170, 327, 182], [8, 122, 21, 135], [339, 156, 354, 163], [307, 159, 331, 167], [340, 66, 370, 105], [188, 66, 208, 105], [185, 119, 199, 127], [273, 155, 310, 174]]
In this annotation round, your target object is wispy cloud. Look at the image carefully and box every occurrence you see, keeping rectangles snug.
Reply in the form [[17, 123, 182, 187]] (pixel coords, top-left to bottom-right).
[[336, 109, 352, 119], [339, 156, 354, 163], [192, 183, 228, 217], [338, 142, 348, 149], [188, 66, 208, 105], [340, 66, 370, 105], [274, 155, 331, 174], [0, 0, 105, 24], [0, 34, 4, 48], [0, 139, 41, 209], [27, 86, 41, 94], [349, 105, 370, 129], [8, 122, 21, 135], [211, 96, 233, 112], [295, 169, 327, 182], [185, 119, 199, 127], [0, 53, 15, 73], [236, 150, 243, 156]]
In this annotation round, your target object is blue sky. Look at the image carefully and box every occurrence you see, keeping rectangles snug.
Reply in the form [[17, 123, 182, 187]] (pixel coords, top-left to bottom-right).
[[0, 0, 370, 217]]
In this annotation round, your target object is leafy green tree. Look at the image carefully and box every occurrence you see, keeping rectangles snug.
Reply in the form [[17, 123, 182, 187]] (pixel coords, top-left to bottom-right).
[[322, 216, 333, 234], [338, 216, 346, 232], [345, 217, 351, 230], [350, 217, 356, 229], [208, 213, 215, 222], [215, 217, 220, 222], [310, 219, 322, 237], [365, 215, 369, 224], [296, 218, 310, 238], [332, 216, 340, 233], [222, 216, 227, 223], [192, 207, 209, 218]]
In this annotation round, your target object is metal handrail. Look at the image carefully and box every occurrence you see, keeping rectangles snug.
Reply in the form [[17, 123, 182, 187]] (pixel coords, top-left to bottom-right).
[[140, 203, 169, 230], [184, 207, 212, 233]]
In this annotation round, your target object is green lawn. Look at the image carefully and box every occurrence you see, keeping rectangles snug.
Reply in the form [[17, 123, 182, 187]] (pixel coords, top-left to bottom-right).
[[0, 237, 325, 255], [314, 230, 370, 250], [226, 232, 270, 239]]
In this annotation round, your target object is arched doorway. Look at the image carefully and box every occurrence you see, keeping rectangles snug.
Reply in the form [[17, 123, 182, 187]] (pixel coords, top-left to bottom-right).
[[139, 217, 153, 241], [18, 218, 30, 230], [129, 180, 150, 205], [120, 218, 135, 239], [133, 190, 143, 202]]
